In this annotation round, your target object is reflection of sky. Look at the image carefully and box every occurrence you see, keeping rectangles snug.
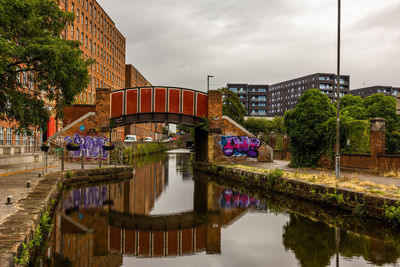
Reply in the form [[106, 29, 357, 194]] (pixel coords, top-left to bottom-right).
[[150, 153, 194, 215]]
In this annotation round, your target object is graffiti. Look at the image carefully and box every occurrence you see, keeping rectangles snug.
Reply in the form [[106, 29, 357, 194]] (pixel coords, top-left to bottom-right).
[[64, 133, 109, 158], [63, 186, 108, 209], [220, 136, 261, 158], [219, 189, 259, 209]]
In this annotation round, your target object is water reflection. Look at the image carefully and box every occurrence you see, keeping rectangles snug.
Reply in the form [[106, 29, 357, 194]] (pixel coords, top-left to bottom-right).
[[44, 152, 400, 267]]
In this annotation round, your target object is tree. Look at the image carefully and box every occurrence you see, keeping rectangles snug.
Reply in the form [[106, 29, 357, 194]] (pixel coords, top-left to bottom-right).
[[219, 87, 247, 125], [0, 0, 91, 132], [284, 89, 335, 167]]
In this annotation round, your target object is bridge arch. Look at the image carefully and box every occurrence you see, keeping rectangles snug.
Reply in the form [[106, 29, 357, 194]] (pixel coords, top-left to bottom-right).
[[110, 86, 208, 127]]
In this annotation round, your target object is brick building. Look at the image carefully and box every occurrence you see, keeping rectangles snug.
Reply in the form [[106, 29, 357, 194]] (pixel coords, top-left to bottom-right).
[[228, 73, 350, 117], [0, 0, 127, 153], [350, 86, 399, 98], [59, 0, 127, 103]]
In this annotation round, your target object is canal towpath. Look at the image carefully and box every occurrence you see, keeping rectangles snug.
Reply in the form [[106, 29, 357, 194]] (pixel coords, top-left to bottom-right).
[[243, 160, 400, 187]]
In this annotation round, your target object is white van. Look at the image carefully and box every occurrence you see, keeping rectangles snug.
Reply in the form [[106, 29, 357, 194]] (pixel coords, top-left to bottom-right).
[[124, 135, 137, 142]]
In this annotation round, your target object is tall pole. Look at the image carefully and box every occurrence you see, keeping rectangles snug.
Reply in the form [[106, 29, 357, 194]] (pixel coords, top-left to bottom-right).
[[207, 75, 214, 92], [335, 0, 341, 178]]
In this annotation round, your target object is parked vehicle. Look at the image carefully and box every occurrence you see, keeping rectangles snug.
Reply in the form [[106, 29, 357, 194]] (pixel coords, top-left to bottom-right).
[[144, 137, 153, 142], [124, 135, 137, 142]]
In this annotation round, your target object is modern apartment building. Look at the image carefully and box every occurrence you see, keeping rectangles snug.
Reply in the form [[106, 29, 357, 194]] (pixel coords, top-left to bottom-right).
[[268, 73, 350, 116], [228, 73, 350, 117], [227, 84, 269, 117], [350, 86, 400, 98]]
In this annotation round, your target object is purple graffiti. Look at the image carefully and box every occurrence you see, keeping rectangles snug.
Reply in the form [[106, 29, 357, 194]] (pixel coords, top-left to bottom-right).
[[219, 189, 259, 209], [64, 133, 109, 158], [63, 186, 108, 209], [220, 136, 261, 158]]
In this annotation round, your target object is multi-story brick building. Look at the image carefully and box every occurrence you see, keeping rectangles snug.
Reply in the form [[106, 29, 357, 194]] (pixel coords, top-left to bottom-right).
[[0, 0, 127, 154], [59, 0, 127, 103], [228, 73, 350, 117], [350, 86, 399, 98]]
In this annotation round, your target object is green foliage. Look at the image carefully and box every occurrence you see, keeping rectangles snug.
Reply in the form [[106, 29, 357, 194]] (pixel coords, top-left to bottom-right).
[[244, 116, 285, 136], [197, 117, 210, 132], [123, 143, 168, 162], [219, 87, 247, 125], [321, 189, 344, 205], [284, 89, 335, 167], [14, 210, 53, 265], [66, 171, 72, 179], [0, 0, 91, 132], [385, 203, 400, 226], [265, 168, 283, 187]]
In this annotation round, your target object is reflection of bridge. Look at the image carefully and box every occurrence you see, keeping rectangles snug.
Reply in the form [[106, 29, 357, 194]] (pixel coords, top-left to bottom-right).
[[111, 87, 208, 127], [51, 156, 254, 265]]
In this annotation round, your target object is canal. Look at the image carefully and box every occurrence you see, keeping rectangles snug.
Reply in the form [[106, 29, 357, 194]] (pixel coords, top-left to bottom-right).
[[44, 150, 400, 267]]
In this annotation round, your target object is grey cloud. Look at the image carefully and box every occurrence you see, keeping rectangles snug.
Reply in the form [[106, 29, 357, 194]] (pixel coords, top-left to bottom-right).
[[98, 0, 400, 91]]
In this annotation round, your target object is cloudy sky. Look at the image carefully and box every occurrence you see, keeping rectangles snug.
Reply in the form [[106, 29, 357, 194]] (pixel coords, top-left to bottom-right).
[[97, 0, 400, 92]]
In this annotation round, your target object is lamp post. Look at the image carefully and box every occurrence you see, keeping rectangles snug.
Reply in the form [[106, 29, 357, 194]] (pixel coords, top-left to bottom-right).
[[335, 0, 341, 178], [207, 75, 214, 92]]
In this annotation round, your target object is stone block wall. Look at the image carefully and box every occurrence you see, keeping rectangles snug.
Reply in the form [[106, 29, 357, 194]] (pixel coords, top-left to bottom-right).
[[205, 90, 272, 164]]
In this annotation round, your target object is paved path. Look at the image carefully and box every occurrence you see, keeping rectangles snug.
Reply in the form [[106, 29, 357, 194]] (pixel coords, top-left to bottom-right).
[[243, 160, 400, 187], [0, 163, 105, 225]]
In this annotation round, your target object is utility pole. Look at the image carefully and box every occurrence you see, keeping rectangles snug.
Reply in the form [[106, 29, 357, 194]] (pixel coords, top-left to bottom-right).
[[335, 0, 341, 179]]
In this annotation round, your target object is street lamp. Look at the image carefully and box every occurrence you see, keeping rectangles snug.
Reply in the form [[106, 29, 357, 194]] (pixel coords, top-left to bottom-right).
[[207, 75, 214, 92], [335, 0, 341, 179]]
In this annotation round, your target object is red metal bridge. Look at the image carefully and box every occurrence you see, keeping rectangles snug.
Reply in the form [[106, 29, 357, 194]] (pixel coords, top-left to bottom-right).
[[110, 87, 208, 127]]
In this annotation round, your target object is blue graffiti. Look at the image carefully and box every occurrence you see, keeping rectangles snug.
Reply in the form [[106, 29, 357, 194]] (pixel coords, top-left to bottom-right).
[[64, 133, 108, 158]]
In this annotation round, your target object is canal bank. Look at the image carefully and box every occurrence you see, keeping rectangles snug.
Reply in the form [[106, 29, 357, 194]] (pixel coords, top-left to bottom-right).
[[0, 166, 132, 266], [194, 162, 400, 226]]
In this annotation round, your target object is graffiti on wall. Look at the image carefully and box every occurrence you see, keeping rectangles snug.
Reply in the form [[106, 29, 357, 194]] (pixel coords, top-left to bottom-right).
[[220, 136, 261, 158], [219, 189, 260, 209], [64, 133, 109, 158]]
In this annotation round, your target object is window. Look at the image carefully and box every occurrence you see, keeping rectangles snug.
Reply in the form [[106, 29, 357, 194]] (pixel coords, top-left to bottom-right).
[[30, 133, 35, 146], [0, 127, 3, 146], [81, 32, 84, 45], [77, 9, 79, 23], [76, 28, 79, 41], [15, 131, 20, 146], [71, 2, 74, 13], [22, 71, 28, 87], [16, 66, 21, 84], [86, 17, 88, 29], [81, 13, 84, 26], [6, 128, 12, 146], [71, 24, 74, 37], [23, 132, 27, 145], [29, 73, 34, 90]]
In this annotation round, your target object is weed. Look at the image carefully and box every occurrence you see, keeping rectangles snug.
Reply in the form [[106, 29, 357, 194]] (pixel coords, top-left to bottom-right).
[[66, 171, 72, 179], [385, 203, 400, 226], [321, 189, 344, 205], [370, 189, 385, 195]]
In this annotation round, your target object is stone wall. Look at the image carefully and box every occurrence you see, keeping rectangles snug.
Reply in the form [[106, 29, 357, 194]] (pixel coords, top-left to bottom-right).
[[206, 90, 272, 164]]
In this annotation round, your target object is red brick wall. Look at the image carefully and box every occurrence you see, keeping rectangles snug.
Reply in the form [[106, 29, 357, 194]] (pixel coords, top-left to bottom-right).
[[63, 105, 95, 126]]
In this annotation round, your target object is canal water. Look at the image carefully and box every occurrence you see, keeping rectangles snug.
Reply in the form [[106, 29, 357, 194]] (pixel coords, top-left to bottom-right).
[[45, 150, 400, 267]]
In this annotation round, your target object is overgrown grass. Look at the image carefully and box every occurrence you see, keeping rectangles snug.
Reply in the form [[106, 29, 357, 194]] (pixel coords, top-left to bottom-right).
[[230, 164, 400, 199]]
